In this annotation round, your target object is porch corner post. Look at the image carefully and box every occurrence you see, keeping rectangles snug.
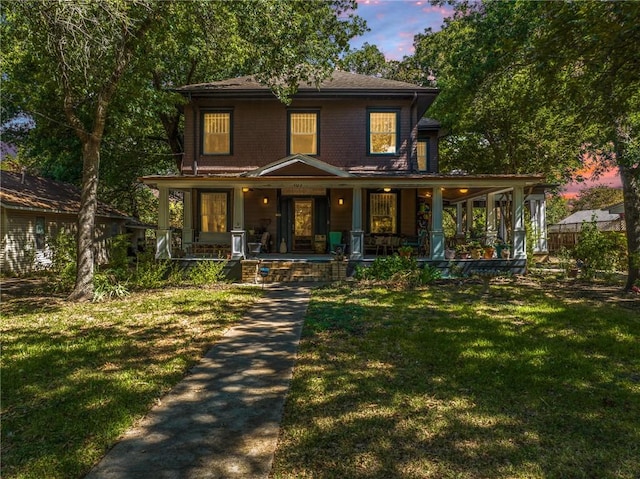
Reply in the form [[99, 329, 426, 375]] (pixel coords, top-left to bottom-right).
[[466, 198, 474, 233], [512, 186, 526, 259], [350, 187, 364, 260], [485, 192, 497, 244], [156, 186, 171, 259], [529, 194, 548, 254], [182, 190, 193, 254], [231, 186, 246, 259], [430, 187, 445, 260], [456, 202, 464, 239]]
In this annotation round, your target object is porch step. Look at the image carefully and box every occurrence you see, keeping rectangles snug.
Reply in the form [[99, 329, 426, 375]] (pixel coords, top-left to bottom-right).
[[240, 259, 348, 283]]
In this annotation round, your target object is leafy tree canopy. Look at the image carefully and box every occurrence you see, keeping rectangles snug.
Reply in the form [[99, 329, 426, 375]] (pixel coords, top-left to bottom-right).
[[571, 186, 625, 213]]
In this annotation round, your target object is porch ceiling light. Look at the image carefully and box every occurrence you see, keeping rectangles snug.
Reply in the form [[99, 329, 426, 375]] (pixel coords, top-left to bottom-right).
[[242, 187, 250, 193], [383, 187, 391, 192], [263, 196, 269, 205], [459, 188, 469, 194]]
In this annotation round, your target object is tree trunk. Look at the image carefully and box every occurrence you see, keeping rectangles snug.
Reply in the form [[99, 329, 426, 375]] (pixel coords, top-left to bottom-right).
[[68, 137, 101, 301], [620, 162, 640, 291]]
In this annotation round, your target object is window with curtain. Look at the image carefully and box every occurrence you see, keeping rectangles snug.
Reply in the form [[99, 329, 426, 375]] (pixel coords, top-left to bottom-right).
[[200, 192, 227, 232], [289, 112, 318, 155], [35, 216, 45, 250], [203, 112, 231, 154], [369, 111, 398, 154], [370, 193, 397, 233], [417, 140, 429, 171]]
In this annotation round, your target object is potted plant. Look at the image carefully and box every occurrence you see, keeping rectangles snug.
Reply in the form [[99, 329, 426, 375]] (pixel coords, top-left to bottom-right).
[[500, 244, 511, 259], [456, 244, 470, 259], [483, 238, 496, 259], [398, 245, 413, 258], [468, 241, 482, 259]]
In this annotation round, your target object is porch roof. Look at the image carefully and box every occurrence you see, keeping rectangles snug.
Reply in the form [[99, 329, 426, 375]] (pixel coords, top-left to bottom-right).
[[140, 172, 545, 201]]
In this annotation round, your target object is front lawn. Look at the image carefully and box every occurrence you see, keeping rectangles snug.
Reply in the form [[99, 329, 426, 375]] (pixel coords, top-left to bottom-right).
[[271, 279, 640, 479], [0, 284, 262, 479]]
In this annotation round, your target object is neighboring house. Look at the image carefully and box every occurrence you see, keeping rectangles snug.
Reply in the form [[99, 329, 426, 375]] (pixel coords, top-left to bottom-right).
[[1, 171, 137, 274], [141, 71, 546, 273], [548, 205, 626, 252]]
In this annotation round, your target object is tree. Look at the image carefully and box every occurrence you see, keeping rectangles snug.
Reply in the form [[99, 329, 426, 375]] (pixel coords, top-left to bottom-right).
[[2, 0, 365, 300], [339, 43, 389, 76], [571, 186, 625, 212], [409, 0, 640, 289], [546, 194, 570, 226]]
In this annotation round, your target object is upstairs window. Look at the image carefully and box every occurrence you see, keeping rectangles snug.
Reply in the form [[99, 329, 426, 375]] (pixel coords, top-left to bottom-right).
[[289, 111, 318, 155], [417, 140, 429, 171], [368, 110, 399, 155], [202, 111, 231, 155], [200, 192, 228, 232]]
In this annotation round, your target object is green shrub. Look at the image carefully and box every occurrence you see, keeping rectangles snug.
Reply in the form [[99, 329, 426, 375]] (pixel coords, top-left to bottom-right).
[[188, 260, 227, 286], [574, 220, 621, 279], [355, 255, 440, 287], [130, 251, 178, 289], [106, 234, 132, 278], [419, 263, 442, 284], [93, 271, 130, 301], [49, 229, 77, 291]]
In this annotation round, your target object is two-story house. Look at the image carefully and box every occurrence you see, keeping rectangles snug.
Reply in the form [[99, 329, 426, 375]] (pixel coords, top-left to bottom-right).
[[142, 71, 547, 278]]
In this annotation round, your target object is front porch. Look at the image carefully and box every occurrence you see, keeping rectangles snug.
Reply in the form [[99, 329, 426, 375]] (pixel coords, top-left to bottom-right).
[[144, 155, 547, 279]]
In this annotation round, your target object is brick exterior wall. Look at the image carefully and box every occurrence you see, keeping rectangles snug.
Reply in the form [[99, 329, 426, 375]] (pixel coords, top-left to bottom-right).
[[182, 98, 423, 175]]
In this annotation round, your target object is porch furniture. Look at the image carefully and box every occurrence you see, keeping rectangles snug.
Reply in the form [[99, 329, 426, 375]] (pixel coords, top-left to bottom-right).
[[375, 235, 388, 255], [328, 231, 342, 254]]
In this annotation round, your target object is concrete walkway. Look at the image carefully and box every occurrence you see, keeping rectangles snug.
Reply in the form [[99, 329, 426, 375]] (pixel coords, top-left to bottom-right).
[[85, 284, 312, 479]]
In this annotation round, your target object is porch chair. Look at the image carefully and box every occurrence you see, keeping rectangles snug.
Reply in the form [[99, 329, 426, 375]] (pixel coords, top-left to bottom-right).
[[328, 231, 342, 254], [260, 231, 271, 253]]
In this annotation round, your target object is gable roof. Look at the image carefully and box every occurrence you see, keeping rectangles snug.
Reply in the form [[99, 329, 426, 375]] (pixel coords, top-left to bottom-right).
[[0, 171, 130, 219], [244, 154, 352, 178]]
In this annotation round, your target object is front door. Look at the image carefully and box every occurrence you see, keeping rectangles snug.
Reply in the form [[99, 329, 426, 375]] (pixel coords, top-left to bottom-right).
[[293, 198, 313, 252]]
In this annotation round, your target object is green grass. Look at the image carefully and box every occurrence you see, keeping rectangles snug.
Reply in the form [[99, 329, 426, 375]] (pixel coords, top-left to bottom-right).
[[0, 285, 262, 479], [271, 279, 640, 479]]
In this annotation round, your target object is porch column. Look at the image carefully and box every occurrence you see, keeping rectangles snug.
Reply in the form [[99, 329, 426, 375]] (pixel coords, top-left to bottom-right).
[[350, 187, 364, 260], [485, 192, 497, 245], [529, 194, 548, 254], [430, 187, 445, 260], [512, 186, 526, 259], [182, 190, 193, 254], [156, 186, 171, 259], [231, 186, 246, 259], [456, 202, 464, 239], [466, 198, 474, 234]]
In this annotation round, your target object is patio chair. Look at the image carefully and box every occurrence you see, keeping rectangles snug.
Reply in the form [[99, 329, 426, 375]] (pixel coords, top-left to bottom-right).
[[328, 231, 342, 254]]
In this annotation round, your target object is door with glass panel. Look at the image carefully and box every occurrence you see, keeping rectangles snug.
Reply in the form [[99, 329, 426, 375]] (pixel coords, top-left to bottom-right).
[[293, 199, 314, 252]]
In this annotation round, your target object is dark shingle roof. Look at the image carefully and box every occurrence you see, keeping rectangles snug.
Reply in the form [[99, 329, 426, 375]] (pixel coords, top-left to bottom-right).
[[0, 171, 130, 219], [176, 70, 437, 95]]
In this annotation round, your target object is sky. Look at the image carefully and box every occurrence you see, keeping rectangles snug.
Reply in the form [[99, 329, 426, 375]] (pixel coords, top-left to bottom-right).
[[350, 0, 452, 60], [351, 0, 622, 198]]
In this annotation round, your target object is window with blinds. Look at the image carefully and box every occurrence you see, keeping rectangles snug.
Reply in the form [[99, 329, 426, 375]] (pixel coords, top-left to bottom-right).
[[203, 112, 231, 154], [369, 111, 398, 154], [417, 140, 428, 171], [370, 193, 397, 233], [200, 192, 227, 232], [289, 112, 318, 155]]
